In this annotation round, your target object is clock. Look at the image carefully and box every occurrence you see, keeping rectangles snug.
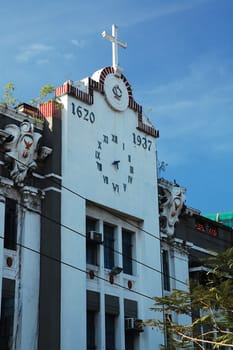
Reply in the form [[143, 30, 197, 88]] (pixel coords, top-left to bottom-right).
[[103, 73, 129, 112], [95, 132, 134, 193]]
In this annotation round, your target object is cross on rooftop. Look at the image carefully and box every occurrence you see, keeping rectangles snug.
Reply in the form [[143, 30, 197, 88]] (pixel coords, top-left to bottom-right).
[[102, 24, 127, 72]]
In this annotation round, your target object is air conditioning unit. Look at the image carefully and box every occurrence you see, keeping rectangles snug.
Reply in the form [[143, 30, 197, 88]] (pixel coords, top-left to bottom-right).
[[87, 231, 102, 243], [125, 318, 144, 333], [125, 318, 135, 330]]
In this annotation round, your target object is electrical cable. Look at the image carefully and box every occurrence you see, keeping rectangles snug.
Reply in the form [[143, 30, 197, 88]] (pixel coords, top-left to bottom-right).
[[0, 138, 231, 292], [6, 197, 189, 288], [0, 146, 229, 289], [0, 149, 191, 288], [0, 234, 155, 302]]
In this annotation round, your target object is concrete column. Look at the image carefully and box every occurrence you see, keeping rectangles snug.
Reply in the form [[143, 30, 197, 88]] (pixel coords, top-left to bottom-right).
[[60, 191, 86, 350], [15, 189, 42, 350], [0, 194, 6, 317], [98, 219, 105, 350]]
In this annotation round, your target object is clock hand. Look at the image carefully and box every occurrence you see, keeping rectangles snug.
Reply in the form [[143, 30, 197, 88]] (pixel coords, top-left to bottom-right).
[[112, 160, 120, 169]]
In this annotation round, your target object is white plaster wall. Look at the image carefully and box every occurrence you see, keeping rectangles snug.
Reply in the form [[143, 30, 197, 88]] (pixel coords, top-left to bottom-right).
[[60, 80, 163, 348], [0, 195, 5, 318], [60, 92, 157, 220], [170, 246, 191, 328], [170, 247, 189, 291], [60, 95, 88, 349], [60, 172, 86, 349], [15, 207, 40, 350]]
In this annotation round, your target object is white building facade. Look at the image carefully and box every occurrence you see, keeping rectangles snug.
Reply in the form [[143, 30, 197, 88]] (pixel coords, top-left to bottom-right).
[[55, 62, 163, 349], [0, 26, 164, 350]]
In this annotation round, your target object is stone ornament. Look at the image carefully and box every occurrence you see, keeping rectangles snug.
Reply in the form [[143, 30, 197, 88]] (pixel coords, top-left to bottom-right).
[[159, 179, 186, 236], [0, 121, 52, 186]]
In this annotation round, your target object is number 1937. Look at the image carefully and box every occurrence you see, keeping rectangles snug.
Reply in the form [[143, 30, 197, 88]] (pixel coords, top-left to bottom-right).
[[132, 133, 152, 151]]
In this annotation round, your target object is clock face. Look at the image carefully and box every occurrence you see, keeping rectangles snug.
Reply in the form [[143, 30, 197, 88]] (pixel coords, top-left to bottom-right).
[[95, 132, 134, 194], [104, 73, 129, 112]]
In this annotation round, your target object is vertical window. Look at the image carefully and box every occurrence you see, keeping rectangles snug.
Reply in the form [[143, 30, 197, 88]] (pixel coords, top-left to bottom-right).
[[86, 217, 98, 265], [105, 314, 115, 350], [165, 314, 172, 348], [104, 224, 115, 269], [124, 299, 138, 350], [86, 290, 100, 350], [162, 250, 170, 291], [4, 198, 17, 250], [105, 294, 119, 350], [0, 278, 15, 350], [87, 311, 96, 350], [122, 229, 133, 275]]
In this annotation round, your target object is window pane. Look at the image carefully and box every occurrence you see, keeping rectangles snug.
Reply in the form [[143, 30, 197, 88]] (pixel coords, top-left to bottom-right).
[[0, 279, 15, 350], [162, 250, 170, 291], [104, 224, 115, 269], [86, 242, 98, 265], [4, 198, 17, 250], [122, 230, 133, 275], [86, 217, 98, 265], [86, 217, 97, 232], [87, 311, 96, 350], [125, 333, 134, 350], [105, 314, 115, 350]]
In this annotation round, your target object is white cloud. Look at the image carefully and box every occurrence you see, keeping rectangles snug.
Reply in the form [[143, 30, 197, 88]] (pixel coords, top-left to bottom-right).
[[147, 53, 233, 165], [71, 39, 86, 48], [120, 0, 210, 28], [16, 43, 52, 63], [37, 58, 50, 65]]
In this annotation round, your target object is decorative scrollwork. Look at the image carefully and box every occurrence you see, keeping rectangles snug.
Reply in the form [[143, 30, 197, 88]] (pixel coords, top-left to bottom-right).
[[158, 179, 186, 236], [0, 121, 52, 186]]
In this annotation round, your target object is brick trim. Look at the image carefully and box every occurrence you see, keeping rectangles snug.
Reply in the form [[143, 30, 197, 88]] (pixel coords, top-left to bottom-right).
[[39, 101, 62, 119], [55, 67, 159, 138]]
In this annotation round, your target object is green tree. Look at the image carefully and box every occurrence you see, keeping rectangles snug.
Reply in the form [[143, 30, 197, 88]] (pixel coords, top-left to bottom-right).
[[30, 84, 55, 106], [148, 248, 233, 349], [0, 82, 18, 106], [0, 82, 56, 108]]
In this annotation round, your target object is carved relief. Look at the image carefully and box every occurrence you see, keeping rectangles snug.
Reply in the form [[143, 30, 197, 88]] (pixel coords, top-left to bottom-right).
[[21, 186, 44, 212], [158, 179, 186, 236], [0, 121, 52, 186]]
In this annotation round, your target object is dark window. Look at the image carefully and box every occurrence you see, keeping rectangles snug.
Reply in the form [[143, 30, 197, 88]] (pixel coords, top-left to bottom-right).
[[4, 199, 17, 250], [105, 294, 119, 349], [125, 334, 134, 350], [105, 314, 115, 350], [0, 279, 15, 350], [124, 299, 138, 350], [104, 224, 115, 269], [87, 311, 96, 350], [165, 314, 173, 349], [86, 217, 98, 265], [87, 290, 100, 350], [122, 229, 133, 275], [162, 250, 170, 291]]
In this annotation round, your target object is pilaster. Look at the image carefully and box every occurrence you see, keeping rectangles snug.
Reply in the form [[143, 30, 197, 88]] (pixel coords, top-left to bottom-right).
[[14, 187, 43, 350], [0, 194, 6, 318]]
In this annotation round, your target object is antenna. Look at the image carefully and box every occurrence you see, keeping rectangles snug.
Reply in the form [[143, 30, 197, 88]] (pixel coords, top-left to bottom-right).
[[158, 160, 168, 178]]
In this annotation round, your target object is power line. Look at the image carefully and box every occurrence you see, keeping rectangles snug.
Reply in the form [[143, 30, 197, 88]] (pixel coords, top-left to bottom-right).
[[0, 235, 154, 302], [1, 147, 231, 291], [14, 199, 189, 288], [0, 149, 190, 287]]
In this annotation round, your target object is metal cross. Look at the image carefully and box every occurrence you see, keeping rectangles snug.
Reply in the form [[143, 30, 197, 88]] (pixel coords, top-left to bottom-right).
[[102, 24, 127, 71]]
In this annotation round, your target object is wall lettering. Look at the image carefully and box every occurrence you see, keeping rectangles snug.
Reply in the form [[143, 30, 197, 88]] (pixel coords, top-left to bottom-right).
[[96, 162, 102, 171], [112, 134, 118, 143], [112, 183, 119, 192], [132, 132, 152, 151], [71, 103, 95, 124], [103, 135, 109, 143], [103, 176, 109, 184]]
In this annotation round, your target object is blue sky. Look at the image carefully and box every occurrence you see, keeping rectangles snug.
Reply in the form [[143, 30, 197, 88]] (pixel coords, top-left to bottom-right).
[[1, 0, 233, 214]]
